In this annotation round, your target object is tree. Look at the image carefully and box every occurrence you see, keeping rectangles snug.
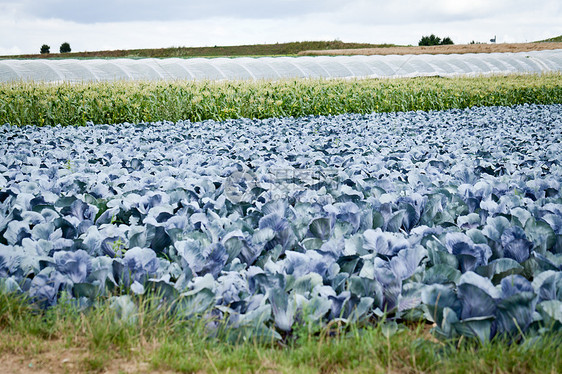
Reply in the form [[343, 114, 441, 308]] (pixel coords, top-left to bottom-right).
[[60, 42, 71, 53], [40, 44, 50, 54], [419, 34, 441, 46], [419, 34, 454, 46]]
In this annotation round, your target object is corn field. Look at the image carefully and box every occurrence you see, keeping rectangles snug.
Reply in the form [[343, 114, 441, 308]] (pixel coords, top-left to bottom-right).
[[1, 73, 561, 126]]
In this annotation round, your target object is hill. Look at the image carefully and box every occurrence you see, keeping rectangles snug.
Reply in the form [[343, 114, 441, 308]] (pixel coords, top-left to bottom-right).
[[0, 41, 399, 60], [3, 37, 561, 60], [537, 35, 562, 43], [298, 42, 562, 56]]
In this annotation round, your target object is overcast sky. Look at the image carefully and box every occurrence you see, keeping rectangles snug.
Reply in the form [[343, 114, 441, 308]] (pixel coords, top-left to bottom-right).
[[1, 0, 561, 55]]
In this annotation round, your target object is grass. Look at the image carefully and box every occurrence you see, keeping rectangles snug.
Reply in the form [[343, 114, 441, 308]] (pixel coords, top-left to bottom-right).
[[0, 40, 399, 60], [0, 290, 560, 373], [537, 35, 562, 43], [1, 73, 562, 126]]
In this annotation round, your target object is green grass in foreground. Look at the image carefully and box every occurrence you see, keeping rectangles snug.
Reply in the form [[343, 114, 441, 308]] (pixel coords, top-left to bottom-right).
[[1, 291, 561, 373], [1, 73, 561, 126]]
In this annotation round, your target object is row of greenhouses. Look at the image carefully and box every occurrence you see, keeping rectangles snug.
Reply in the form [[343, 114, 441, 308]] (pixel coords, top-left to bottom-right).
[[1, 50, 561, 82]]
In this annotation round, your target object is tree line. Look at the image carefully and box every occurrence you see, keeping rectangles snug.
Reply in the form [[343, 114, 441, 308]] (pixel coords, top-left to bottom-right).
[[40, 42, 71, 54], [418, 34, 454, 46]]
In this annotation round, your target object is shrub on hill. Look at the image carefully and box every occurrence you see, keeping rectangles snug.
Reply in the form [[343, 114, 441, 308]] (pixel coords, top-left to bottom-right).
[[419, 34, 454, 46], [60, 42, 71, 53]]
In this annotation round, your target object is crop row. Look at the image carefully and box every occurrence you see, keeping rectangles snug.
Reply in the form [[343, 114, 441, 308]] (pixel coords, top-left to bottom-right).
[[1, 104, 561, 342], [1, 73, 561, 126]]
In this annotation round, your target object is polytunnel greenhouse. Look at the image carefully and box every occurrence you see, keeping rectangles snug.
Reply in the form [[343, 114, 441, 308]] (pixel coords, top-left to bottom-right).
[[0, 49, 561, 82]]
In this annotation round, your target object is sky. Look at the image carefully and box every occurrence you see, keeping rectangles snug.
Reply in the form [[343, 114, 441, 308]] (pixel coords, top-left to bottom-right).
[[0, 0, 561, 55]]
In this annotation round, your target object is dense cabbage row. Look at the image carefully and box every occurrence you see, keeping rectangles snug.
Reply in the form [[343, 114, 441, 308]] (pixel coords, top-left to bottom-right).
[[1, 104, 561, 341]]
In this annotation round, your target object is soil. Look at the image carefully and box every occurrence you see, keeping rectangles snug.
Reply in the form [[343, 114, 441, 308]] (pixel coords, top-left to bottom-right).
[[0, 340, 174, 374], [298, 42, 562, 56]]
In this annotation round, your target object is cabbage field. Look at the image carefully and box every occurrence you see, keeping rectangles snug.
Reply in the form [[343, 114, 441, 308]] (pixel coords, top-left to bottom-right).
[[1, 103, 561, 344]]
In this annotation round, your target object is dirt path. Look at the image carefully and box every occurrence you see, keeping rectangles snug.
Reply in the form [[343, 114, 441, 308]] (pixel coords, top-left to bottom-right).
[[0, 337, 172, 374], [0, 351, 174, 374], [298, 42, 562, 56]]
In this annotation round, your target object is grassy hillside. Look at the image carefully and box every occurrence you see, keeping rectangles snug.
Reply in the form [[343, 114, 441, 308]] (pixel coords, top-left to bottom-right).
[[0, 40, 398, 60], [4, 37, 560, 60], [537, 35, 562, 42]]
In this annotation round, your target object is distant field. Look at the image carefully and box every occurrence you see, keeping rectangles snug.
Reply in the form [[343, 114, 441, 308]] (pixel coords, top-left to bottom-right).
[[2, 37, 562, 60], [0, 40, 399, 60], [299, 42, 562, 56]]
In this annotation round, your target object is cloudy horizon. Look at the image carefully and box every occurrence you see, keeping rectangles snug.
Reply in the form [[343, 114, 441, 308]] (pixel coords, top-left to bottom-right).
[[1, 0, 561, 56]]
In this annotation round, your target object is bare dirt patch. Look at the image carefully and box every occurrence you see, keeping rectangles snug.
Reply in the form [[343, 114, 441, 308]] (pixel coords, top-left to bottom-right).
[[0, 340, 173, 374], [298, 42, 562, 56]]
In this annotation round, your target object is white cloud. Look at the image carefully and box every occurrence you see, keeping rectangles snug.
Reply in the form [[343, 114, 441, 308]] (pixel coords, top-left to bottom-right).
[[0, 0, 561, 55], [8, 0, 340, 23]]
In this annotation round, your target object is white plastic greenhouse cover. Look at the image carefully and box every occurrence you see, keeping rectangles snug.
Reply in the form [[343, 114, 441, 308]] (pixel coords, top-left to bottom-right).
[[1, 49, 561, 83]]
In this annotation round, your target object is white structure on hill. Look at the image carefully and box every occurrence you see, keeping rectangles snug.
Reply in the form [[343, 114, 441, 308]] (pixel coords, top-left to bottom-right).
[[0, 50, 561, 83]]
